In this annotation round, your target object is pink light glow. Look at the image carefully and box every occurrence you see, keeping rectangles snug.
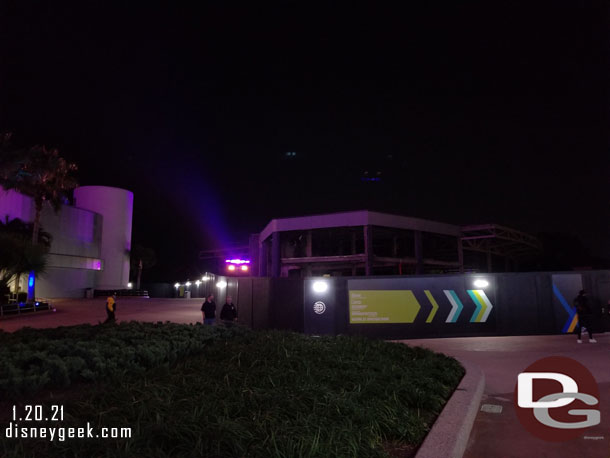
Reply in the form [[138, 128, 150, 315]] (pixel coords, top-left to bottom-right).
[[228, 264, 236, 271], [225, 259, 251, 264]]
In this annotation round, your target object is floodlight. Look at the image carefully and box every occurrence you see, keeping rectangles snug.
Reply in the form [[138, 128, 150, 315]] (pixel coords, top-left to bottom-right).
[[216, 281, 227, 288], [473, 279, 489, 288], [312, 281, 329, 293]]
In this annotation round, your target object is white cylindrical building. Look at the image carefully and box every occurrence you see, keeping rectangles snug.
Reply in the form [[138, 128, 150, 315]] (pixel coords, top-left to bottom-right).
[[74, 186, 133, 290]]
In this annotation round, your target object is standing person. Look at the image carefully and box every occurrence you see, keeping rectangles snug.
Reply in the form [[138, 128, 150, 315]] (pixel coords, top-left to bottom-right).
[[201, 294, 216, 325], [105, 292, 117, 323], [220, 295, 238, 327], [574, 290, 596, 343]]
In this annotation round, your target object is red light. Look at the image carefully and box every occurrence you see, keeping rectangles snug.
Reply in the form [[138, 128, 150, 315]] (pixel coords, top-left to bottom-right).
[[228, 265, 236, 271], [241, 265, 248, 271]]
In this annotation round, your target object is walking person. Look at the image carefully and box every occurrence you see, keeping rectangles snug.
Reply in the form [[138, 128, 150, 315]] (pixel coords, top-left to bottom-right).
[[104, 292, 117, 323], [574, 290, 596, 343], [201, 294, 216, 325], [220, 295, 238, 327]]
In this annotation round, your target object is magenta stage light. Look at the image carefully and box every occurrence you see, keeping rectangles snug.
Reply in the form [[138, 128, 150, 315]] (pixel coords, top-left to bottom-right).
[[225, 259, 251, 265]]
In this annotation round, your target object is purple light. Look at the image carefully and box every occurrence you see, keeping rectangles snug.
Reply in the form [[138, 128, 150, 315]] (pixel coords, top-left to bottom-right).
[[225, 259, 251, 265]]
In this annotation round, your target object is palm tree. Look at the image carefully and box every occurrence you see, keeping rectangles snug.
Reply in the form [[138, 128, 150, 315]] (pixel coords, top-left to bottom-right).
[[13, 241, 49, 298], [130, 244, 157, 289], [0, 217, 51, 300], [0, 231, 20, 301], [0, 134, 77, 300]]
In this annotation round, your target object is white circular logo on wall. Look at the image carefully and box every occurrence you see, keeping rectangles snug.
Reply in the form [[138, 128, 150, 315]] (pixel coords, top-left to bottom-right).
[[313, 301, 326, 314]]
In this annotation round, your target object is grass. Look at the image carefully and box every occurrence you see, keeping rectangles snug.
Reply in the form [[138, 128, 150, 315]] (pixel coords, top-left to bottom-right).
[[0, 322, 247, 396], [0, 324, 464, 458]]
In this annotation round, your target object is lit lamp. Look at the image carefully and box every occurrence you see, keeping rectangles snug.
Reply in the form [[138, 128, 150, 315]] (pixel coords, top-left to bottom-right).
[[312, 280, 329, 293], [473, 279, 489, 288]]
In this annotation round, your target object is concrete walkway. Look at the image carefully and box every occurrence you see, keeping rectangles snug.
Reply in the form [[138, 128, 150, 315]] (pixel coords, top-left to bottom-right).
[[0, 297, 205, 332], [399, 334, 610, 458]]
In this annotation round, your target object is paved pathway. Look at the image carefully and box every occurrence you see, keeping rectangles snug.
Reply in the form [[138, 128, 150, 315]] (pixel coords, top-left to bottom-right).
[[0, 297, 205, 332], [400, 334, 610, 458]]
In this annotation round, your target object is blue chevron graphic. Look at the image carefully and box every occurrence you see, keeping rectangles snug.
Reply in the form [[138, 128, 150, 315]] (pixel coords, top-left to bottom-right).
[[552, 283, 577, 333], [467, 290, 482, 323]]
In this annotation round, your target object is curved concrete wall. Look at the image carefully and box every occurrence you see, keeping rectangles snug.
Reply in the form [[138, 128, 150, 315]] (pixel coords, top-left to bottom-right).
[[74, 186, 133, 290]]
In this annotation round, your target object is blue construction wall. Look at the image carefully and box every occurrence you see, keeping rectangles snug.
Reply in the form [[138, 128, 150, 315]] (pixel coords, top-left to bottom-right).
[[302, 270, 610, 338]]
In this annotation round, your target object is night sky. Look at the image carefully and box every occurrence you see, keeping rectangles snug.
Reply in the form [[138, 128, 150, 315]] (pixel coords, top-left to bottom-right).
[[1, 2, 608, 279]]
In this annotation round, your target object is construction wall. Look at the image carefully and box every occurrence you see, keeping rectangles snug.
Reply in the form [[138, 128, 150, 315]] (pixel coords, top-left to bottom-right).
[[157, 270, 610, 338], [303, 270, 610, 338]]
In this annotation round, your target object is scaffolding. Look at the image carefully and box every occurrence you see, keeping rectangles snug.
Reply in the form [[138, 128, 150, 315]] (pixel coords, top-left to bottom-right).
[[461, 224, 542, 271]]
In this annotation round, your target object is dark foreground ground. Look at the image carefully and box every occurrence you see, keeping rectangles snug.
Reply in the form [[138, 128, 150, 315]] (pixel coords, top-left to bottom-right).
[[2, 298, 608, 457], [400, 334, 610, 458]]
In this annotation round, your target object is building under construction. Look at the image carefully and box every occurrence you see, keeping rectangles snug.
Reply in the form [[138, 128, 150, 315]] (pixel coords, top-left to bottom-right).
[[201, 210, 541, 278]]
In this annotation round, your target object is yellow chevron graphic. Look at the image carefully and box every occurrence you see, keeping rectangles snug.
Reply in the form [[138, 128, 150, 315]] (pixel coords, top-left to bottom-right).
[[424, 290, 439, 323], [472, 290, 487, 322]]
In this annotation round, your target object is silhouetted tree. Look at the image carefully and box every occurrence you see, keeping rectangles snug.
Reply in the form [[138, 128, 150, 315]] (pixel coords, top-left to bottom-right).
[[0, 218, 50, 300], [0, 133, 77, 300], [130, 244, 157, 289], [534, 232, 593, 271]]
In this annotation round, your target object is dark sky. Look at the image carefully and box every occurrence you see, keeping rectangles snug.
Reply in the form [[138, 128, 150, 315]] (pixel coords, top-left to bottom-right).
[[1, 2, 608, 279]]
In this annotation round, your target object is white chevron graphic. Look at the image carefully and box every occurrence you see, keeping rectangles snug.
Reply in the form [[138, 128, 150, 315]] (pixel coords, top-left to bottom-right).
[[443, 290, 460, 323]]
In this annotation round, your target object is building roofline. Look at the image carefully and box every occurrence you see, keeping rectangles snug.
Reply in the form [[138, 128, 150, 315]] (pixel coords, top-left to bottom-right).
[[259, 210, 462, 242]]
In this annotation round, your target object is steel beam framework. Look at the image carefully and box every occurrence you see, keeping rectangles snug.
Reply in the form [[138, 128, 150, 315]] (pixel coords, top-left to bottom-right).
[[460, 224, 541, 258]]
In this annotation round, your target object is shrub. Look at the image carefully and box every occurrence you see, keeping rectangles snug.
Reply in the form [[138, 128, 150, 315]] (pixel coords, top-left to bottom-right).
[[0, 322, 249, 396]]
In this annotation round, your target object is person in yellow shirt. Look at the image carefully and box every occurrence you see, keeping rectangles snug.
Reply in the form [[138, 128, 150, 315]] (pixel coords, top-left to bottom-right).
[[105, 293, 117, 323]]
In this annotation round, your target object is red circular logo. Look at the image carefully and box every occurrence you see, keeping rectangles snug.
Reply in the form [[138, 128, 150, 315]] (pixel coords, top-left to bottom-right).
[[514, 356, 600, 442]]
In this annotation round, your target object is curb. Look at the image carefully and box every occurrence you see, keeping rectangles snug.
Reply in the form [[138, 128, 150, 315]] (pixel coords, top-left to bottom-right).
[[415, 359, 485, 458]]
